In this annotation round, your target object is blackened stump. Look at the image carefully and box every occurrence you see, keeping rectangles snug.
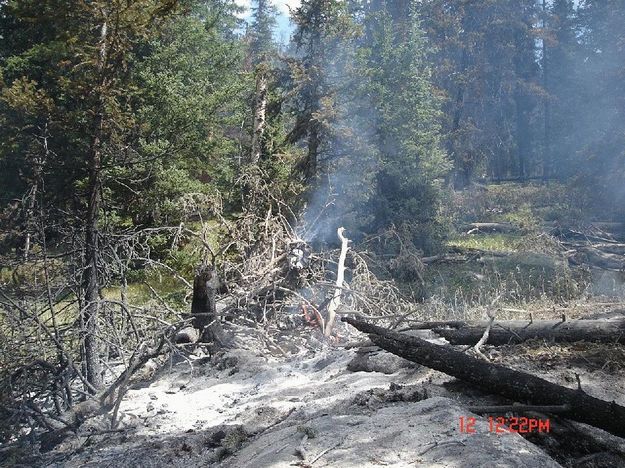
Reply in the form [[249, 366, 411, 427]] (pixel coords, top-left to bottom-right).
[[191, 265, 230, 349]]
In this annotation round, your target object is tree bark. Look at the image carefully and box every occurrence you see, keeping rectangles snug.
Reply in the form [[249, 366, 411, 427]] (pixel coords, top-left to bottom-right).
[[324, 227, 349, 336], [432, 318, 625, 345], [305, 119, 320, 181], [81, 18, 109, 391], [343, 317, 625, 438], [542, 0, 552, 181], [249, 64, 268, 165], [515, 84, 531, 181], [191, 264, 230, 349]]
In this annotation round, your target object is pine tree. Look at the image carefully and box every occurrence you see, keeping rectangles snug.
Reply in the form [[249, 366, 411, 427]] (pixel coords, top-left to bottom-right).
[[575, 0, 625, 211], [542, 0, 578, 179], [423, 0, 542, 184], [0, 0, 247, 389], [249, 0, 278, 65], [289, 0, 354, 181], [359, 3, 450, 253]]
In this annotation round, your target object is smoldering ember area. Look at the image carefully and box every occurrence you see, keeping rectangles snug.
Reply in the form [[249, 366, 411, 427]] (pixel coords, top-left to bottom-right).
[[1, 1, 625, 467]]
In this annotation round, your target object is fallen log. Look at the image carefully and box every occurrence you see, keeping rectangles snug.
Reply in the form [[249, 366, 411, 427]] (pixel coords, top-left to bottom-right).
[[401, 320, 469, 330], [565, 242, 625, 255], [468, 404, 570, 414], [432, 320, 625, 346], [403, 315, 625, 343], [422, 248, 513, 265], [433, 318, 625, 345], [342, 317, 625, 439], [551, 227, 618, 244], [463, 222, 516, 234], [421, 253, 468, 264], [568, 246, 625, 270]]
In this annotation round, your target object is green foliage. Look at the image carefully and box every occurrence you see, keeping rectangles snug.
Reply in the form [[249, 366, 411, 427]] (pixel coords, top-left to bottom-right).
[[448, 233, 521, 253], [573, 1, 625, 215], [0, 0, 248, 253], [349, 6, 451, 253], [504, 204, 540, 234], [248, 0, 278, 64], [423, 0, 541, 186], [450, 183, 581, 224]]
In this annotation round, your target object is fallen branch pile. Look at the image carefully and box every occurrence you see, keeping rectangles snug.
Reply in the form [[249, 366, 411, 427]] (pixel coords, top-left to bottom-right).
[[38, 324, 179, 452], [343, 317, 625, 439], [452, 220, 625, 271]]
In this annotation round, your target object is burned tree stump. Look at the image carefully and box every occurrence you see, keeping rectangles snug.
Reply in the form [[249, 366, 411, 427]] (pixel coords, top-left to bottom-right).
[[343, 317, 625, 439], [191, 265, 230, 349]]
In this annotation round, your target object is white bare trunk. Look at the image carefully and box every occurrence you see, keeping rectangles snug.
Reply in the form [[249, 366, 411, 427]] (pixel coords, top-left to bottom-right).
[[250, 66, 268, 165], [325, 227, 349, 337]]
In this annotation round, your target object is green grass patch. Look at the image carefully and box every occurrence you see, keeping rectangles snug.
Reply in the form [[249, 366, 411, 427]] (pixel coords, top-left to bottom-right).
[[447, 233, 521, 252], [422, 252, 589, 306], [449, 182, 582, 224]]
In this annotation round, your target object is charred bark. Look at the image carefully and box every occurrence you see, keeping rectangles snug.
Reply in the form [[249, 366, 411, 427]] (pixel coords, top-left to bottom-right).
[[401, 320, 469, 330], [343, 317, 625, 439], [191, 265, 230, 349], [433, 318, 625, 345]]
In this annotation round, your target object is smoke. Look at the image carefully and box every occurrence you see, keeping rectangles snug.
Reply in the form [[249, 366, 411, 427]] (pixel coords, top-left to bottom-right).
[[235, 0, 300, 42], [288, 12, 383, 246], [591, 270, 625, 299]]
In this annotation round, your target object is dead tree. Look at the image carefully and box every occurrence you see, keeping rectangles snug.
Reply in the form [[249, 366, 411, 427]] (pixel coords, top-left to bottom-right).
[[80, 17, 110, 392], [324, 227, 349, 336], [343, 317, 625, 439], [191, 264, 230, 349], [39, 327, 178, 452], [249, 64, 269, 165]]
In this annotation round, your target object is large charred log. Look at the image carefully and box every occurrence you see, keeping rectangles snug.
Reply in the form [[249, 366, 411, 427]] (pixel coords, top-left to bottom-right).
[[432, 318, 625, 345], [343, 317, 625, 439]]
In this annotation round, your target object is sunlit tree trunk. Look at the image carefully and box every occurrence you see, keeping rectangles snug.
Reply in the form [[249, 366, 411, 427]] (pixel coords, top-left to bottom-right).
[[249, 64, 268, 165]]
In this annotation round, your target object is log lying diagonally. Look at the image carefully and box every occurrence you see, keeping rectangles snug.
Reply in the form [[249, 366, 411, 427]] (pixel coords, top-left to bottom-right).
[[432, 318, 625, 345], [342, 317, 625, 439]]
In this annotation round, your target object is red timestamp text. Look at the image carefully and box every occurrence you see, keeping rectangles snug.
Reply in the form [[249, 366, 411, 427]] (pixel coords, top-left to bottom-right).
[[459, 416, 550, 434]]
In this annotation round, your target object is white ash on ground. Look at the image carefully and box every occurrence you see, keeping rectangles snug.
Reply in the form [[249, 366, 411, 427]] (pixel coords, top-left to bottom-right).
[[40, 343, 570, 468]]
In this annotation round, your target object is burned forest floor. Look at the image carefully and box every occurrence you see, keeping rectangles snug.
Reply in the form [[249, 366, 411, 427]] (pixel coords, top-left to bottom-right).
[[29, 306, 625, 468], [4, 183, 625, 468]]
